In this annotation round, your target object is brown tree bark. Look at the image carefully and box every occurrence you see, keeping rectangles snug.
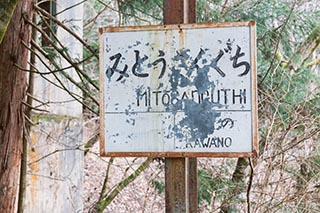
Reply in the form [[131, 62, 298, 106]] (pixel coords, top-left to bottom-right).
[[0, 1, 33, 212]]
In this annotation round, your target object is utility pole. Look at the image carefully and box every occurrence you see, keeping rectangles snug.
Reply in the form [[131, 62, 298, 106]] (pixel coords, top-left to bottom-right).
[[163, 1, 198, 212]]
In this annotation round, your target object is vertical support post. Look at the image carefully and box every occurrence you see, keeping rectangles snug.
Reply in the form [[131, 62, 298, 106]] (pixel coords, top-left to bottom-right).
[[165, 158, 186, 212], [186, 158, 198, 212], [164, 1, 197, 213]]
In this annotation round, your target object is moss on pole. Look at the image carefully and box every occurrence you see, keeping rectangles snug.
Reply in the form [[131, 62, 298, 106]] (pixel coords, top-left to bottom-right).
[[0, 0, 21, 44]]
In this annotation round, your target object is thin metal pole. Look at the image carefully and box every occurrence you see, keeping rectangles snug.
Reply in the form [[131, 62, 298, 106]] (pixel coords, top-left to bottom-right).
[[164, 1, 197, 212]]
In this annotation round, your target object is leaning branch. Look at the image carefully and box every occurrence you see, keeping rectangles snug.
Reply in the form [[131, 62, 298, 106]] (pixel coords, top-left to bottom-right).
[[92, 158, 153, 212]]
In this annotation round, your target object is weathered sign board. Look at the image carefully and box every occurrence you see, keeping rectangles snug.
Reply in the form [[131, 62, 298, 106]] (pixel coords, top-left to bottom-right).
[[99, 21, 258, 157]]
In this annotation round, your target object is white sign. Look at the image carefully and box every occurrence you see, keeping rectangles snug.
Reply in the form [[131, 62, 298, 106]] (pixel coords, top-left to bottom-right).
[[99, 22, 258, 157]]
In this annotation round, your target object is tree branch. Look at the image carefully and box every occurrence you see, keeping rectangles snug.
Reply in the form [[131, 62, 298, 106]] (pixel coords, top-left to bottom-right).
[[91, 158, 153, 213]]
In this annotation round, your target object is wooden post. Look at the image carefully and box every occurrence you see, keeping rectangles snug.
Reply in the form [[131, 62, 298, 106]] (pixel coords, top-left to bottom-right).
[[164, 1, 198, 212]]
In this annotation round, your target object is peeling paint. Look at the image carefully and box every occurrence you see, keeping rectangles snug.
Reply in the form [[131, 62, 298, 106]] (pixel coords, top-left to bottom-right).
[[175, 99, 221, 142], [99, 22, 258, 157]]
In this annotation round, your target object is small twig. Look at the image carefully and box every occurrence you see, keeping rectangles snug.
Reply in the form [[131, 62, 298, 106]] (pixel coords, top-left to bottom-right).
[[28, 147, 82, 165], [84, 0, 113, 28], [259, 2, 296, 85], [25, 40, 99, 115], [24, 39, 82, 101], [51, 0, 88, 16], [26, 93, 47, 104], [265, 127, 320, 160], [16, 49, 96, 75], [247, 158, 254, 213], [22, 101, 50, 113], [34, 3, 98, 60], [84, 131, 100, 156], [24, 113, 35, 126], [30, 17, 99, 113], [28, 14, 99, 92]]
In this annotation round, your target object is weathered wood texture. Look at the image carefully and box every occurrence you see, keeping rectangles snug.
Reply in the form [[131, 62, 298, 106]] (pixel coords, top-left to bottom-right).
[[25, 117, 83, 212], [0, 1, 33, 212], [24, 0, 84, 212]]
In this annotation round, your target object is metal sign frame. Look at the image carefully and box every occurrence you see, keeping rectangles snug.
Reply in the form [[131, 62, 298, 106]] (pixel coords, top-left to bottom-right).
[[99, 21, 258, 158]]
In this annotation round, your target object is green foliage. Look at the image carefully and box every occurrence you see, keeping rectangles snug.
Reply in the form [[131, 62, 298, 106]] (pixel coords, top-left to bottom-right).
[[198, 169, 215, 204], [194, 1, 320, 212], [0, 0, 20, 44], [152, 179, 165, 194], [84, 41, 99, 60], [305, 145, 320, 182], [151, 167, 242, 207], [196, 0, 221, 22], [198, 168, 237, 205], [117, 0, 163, 25], [195, 1, 319, 74], [43, 46, 59, 60]]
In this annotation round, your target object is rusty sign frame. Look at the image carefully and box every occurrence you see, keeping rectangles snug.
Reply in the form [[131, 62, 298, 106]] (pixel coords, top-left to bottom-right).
[[99, 21, 258, 158]]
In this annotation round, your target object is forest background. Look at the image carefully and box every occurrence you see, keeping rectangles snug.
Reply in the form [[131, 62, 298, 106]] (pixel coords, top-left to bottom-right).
[[0, 0, 319, 212]]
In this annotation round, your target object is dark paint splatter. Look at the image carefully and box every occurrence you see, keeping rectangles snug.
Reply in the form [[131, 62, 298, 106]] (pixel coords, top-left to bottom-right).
[[178, 99, 220, 142], [168, 48, 222, 142]]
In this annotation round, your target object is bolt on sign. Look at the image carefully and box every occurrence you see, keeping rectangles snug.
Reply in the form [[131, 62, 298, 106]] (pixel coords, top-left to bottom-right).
[[99, 21, 258, 157]]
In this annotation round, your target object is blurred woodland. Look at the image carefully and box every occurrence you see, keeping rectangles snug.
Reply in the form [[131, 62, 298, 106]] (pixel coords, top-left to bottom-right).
[[0, 0, 319, 212]]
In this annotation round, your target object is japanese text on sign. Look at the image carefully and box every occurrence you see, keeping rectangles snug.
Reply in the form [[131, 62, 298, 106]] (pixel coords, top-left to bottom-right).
[[99, 22, 258, 157]]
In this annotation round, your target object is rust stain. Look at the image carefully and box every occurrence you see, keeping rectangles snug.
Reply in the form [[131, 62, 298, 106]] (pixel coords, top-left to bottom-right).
[[164, 0, 184, 25], [178, 26, 185, 49], [101, 151, 258, 158], [249, 20, 256, 26], [28, 132, 39, 204], [100, 21, 255, 34], [252, 150, 258, 158], [164, 29, 168, 47], [251, 22, 259, 158], [99, 30, 106, 157], [98, 27, 103, 35]]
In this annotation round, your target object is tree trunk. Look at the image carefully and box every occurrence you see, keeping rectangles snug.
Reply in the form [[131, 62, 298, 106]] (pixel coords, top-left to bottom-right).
[[0, 1, 33, 212], [220, 158, 249, 212], [0, 0, 20, 44]]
